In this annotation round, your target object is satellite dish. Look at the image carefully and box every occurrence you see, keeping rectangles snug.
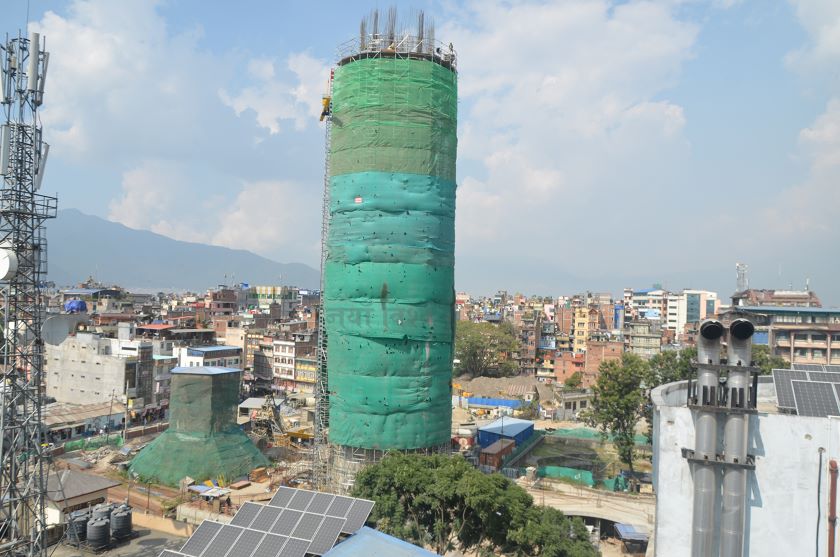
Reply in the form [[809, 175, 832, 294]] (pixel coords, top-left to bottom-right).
[[42, 314, 87, 346], [0, 247, 17, 280]]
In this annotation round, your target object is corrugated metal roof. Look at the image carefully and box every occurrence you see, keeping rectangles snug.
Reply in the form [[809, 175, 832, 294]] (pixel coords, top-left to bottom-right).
[[46, 470, 120, 504], [323, 527, 439, 557], [44, 401, 126, 428]]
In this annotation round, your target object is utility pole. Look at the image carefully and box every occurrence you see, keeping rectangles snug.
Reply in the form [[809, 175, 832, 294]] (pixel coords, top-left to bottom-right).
[[122, 380, 129, 444], [106, 389, 115, 443]]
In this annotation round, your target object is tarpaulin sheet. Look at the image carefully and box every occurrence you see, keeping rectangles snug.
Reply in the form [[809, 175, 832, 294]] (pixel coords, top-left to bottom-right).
[[325, 56, 457, 450]]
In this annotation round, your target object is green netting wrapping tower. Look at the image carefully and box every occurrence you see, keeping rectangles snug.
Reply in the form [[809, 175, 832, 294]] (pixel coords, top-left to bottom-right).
[[324, 14, 457, 491], [129, 367, 267, 486]]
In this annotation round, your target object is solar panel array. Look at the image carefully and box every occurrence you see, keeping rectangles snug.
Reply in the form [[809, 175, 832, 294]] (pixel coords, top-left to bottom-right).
[[157, 487, 375, 557], [792, 363, 840, 373], [773, 365, 840, 416]]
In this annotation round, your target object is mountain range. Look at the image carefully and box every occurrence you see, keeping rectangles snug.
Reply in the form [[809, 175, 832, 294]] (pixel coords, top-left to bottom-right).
[[47, 209, 320, 291]]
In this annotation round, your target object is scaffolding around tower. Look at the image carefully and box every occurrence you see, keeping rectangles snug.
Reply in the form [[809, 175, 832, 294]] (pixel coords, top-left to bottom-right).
[[318, 8, 458, 494]]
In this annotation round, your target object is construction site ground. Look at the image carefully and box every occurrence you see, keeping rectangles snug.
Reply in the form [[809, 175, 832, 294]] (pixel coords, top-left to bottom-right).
[[50, 528, 184, 557]]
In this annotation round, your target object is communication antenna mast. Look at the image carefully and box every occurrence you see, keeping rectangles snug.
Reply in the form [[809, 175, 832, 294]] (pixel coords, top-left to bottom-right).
[[0, 30, 57, 557], [735, 262, 748, 293]]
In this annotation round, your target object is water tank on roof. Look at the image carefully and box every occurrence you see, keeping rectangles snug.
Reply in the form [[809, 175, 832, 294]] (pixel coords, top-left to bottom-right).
[[86, 519, 110, 549], [91, 503, 113, 521], [110, 505, 132, 538]]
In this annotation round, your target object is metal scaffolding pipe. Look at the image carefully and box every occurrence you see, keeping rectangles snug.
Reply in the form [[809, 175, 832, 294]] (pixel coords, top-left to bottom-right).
[[720, 319, 754, 557], [692, 319, 724, 557]]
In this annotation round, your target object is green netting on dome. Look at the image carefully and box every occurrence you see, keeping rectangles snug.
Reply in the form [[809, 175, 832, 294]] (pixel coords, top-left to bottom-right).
[[129, 369, 267, 486]]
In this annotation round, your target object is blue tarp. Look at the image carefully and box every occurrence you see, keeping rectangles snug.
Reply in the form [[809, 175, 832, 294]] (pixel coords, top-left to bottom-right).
[[466, 397, 522, 409], [324, 527, 439, 557]]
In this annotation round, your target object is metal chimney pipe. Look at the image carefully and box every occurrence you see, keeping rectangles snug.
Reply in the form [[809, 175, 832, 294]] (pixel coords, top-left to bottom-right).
[[692, 319, 724, 557], [720, 318, 754, 557]]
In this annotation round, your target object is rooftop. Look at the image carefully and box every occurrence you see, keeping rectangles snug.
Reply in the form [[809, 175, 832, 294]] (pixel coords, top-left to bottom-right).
[[46, 470, 120, 505], [170, 366, 241, 376], [735, 305, 840, 315], [44, 401, 126, 428], [478, 416, 534, 436], [187, 345, 241, 353], [324, 527, 439, 557]]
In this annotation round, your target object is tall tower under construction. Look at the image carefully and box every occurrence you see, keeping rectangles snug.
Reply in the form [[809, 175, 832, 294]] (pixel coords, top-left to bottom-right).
[[321, 9, 457, 492]]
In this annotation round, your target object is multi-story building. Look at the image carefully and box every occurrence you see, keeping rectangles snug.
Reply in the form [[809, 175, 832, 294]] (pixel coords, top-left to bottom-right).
[[46, 325, 154, 409], [732, 288, 821, 308], [177, 345, 243, 369], [572, 308, 589, 352], [665, 290, 720, 334], [583, 337, 623, 387], [554, 351, 585, 384], [517, 311, 540, 375], [625, 320, 661, 359], [272, 339, 296, 390], [294, 356, 317, 393], [626, 288, 667, 322], [733, 306, 840, 365]]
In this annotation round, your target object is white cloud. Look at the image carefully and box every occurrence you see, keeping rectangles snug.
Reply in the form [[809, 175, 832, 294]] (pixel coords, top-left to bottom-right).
[[32, 0, 326, 267], [439, 1, 697, 274], [221, 53, 330, 134], [212, 180, 321, 264]]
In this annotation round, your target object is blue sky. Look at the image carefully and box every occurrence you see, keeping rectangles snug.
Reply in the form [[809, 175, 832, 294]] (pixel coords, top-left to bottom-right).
[[2, 0, 838, 303]]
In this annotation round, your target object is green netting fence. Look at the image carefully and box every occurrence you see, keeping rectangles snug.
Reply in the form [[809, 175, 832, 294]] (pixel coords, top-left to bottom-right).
[[549, 427, 649, 446], [64, 434, 124, 452], [325, 56, 458, 450]]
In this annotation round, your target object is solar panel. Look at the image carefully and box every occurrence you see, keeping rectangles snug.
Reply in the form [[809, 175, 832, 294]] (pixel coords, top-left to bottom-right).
[[161, 551, 189, 557], [270, 509, 303, 536], [201, 525, 243, 557], [250, 506, 282, 532], [306, 516, 345, 555], [825, 365, 840, 373], [226, 529, 264, 557], [341, 499, 375, 533], [291, 513, 323, 541], [809, 371, 840, 383], [306, 493, 335, 514], [793, 380, 840, 417], [773, 369, 807, 409], [269, 487, 297, 509], [325, 496, 354, 518], [278, 538, 310, 557], [230, 502, 262, 527], [181, 521, 223, 556], [251, 534, 288, 557], [792, 363, 825, 371], [286, 490, 315, 511]]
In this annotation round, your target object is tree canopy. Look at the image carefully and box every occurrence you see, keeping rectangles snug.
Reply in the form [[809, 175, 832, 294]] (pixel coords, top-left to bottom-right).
[[455, 320, 519, 378], [352, 453, 597, 556], [584, 353, 647, 471]]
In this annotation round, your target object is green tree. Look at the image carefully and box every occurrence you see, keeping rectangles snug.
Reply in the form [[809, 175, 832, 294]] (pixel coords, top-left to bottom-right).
[[646, 346, 696, 388], [585, 353, 648, 471], [564, 372, 583, 389], [751, 344, 787, 374], [455, 321, 519, 378], [352, 453, 597, 556]]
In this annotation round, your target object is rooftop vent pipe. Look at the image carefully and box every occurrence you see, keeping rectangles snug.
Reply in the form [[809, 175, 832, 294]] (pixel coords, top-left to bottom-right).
[[692, 319, 724, 557], [720, 319, 755, 557]]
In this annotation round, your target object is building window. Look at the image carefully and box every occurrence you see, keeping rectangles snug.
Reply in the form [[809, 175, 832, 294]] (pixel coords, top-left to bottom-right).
[[812, 334, 827, 342]]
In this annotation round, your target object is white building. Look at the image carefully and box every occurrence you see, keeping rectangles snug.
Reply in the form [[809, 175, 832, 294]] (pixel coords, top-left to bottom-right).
[[664, 290, 720, 334], [651, 377, 837, 556], [272, 339, 296, 389], [177, 345, 242, 369]]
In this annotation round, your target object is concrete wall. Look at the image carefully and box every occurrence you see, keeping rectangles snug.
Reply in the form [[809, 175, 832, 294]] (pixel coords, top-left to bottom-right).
[[47, 340, 128, 405], [653, 380, 839, 556]]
